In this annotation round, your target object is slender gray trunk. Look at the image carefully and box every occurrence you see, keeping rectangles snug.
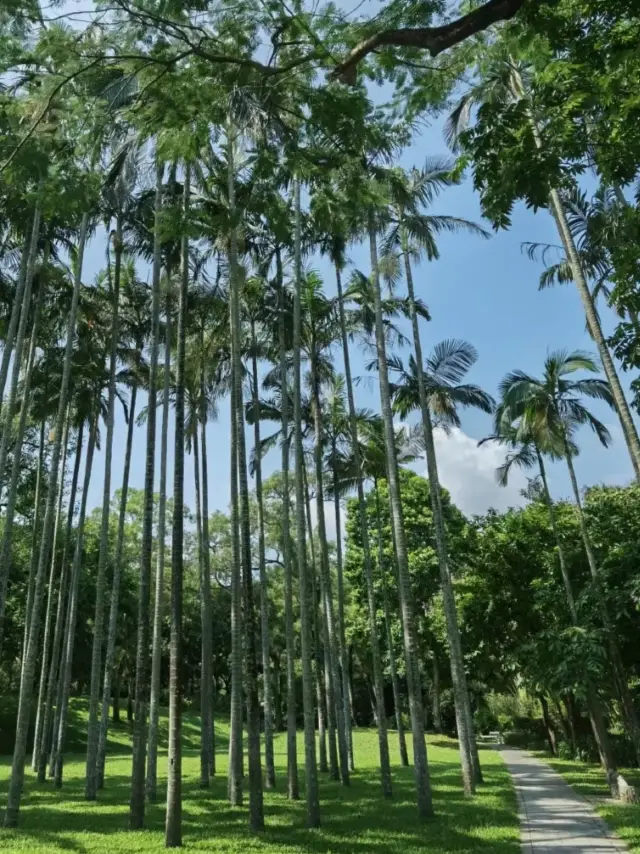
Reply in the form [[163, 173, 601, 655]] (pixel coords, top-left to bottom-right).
[[3, 212, 89, 828], [432, 655, 443, 734], [311, 351, 349, 785], [374, 483, 409, 766], [32, 409, 71, 772], [130, 164, 163, 830], [0, 180, 43, 423], [200, 361, 215, 777], [331, 444, 355, 772], [53, 413, 99, 788], [228, 134, 264, 832], [369, 218, 432, 818], [250, 328, 276, 789], [147, 286, 171, 801], [165, 163, 187, 848], [43, 420, 84, 782], [293, 177, 320, 827], [335, 262, 391, 796], [401, 232, 478, 791], [86, 217, 123, 800], [277, 248, 299, 799], [96, 383, 138, 788]]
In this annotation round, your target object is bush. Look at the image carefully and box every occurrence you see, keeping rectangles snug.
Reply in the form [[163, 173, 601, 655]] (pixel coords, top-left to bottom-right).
[[474, 706, 498, 734], [557, 741, 575, 760], [503, 730, 547, 751]]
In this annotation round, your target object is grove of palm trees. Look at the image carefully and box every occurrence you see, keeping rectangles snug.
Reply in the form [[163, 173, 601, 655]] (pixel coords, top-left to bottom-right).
[[2, 1, 640, 852]]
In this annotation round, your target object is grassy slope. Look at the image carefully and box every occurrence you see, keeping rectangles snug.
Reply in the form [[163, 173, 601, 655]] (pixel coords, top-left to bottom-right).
[[0, 701, 520, 853], [537, 754, 640, 852]]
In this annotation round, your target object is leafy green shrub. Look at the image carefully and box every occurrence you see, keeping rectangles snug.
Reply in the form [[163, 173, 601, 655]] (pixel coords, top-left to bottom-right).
[[474, 706, 499, 734], [557, 741, 576, 760]]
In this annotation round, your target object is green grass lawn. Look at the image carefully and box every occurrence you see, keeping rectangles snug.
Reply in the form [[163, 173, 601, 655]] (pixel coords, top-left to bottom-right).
[[535, 753, 640, 852], [0, 702, 520, 853]]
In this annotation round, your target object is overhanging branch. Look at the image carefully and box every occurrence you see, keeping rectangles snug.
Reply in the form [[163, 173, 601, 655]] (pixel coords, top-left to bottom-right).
[[330, 0, 530, 83]]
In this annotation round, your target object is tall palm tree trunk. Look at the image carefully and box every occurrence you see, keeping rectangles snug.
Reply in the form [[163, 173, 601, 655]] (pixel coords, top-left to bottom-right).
[[52, 412, 98, 788], [192, 410, 212, 788], [86, 216, 123, 800], [42, 421, 84, 782], [401, 233, 479, 792], [0, 202, 43, 511], [0, 286, 45, 649], [96, 382, 138, 789], [277, 249, 299, 799], [32, 409, 71, 773], [335, 262, 391, 796], [369, 218, 432, 819], [293, 177, 320, 827], [165, 163, 188, 848], [200, 362, 215, 777], [331, 446, 355, 771], [227, 376, 243, 806], [374, 483, 409, 767], [0, 180, 43, 423], [304, 464, 329, 774], [147, 288, 172, 801], [228, 134, 264, 832], [536, 450, 619, 786], [3, 212, 89, 828], [311, 352, 349, 785], [563, 446, 640, 766], [250, 328, 276, 789], [130, 164, 164, 831]]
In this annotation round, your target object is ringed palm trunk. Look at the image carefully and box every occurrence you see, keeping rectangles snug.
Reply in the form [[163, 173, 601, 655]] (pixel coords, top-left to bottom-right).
[[147, 288, 172, 801], [42, 420, 84, 782], [52, 412, 99, 788], [3, 212, 89, 828], [86, 215, 123, 800], [0, 179, 43, 424], [563, 444, 640, 766], [304, 464, 329, 774], [192, 407, 212, 788], [536, 449, 619, 788], [130, 164, 164, 831], [293, 177, 320, 827], [250, 326, 276, 789], [165, 164, 187, 849], [335, 261, 391, 796], [32, 408, 71, 772], [401, 230, 479, 792], [368, 217, 432, 819], [330, 442, 355, 771], [374, 482, 409, 767], [96, 382, 138, 789], [277, 248, 299, 799], [228, 133, 264, 832], [311, 353, 349, 785], [200, 363, 215, 776], [0, 285, 45, 649], [227, 375, 244, 806], [0, 200, 43, 510]]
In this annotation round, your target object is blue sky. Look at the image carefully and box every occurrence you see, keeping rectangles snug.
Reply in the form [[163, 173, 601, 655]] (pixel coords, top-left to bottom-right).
[[78, 111, 635, 527]]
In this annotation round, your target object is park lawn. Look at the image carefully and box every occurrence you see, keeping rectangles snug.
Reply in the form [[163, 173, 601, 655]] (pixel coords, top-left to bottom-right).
[[536, 753, 640, 852], [0, 703, 520, 854]]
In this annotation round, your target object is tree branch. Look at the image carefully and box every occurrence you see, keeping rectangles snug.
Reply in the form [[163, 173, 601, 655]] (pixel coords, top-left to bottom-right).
[[330, 0, 530, 83]]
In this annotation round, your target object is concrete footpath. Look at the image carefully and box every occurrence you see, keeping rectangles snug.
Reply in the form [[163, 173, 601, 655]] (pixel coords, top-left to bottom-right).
[[496, 746, 628, 852]]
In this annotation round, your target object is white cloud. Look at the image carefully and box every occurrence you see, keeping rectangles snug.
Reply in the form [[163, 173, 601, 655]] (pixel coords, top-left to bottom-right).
[[429, 427, 527, 517]]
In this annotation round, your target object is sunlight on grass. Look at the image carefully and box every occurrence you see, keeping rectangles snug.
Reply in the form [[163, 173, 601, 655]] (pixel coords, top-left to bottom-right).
[[537, 753, 640, 852], [0, 707, 520, 853]]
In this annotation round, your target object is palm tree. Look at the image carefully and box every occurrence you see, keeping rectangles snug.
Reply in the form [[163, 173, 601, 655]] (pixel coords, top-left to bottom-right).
[[3, 210, 90, 828], [446, 54, 640, 479], [130, 162, 164, 830], [366, 197, 433, 818], [498, 349, 640, 777], [293, 177, 320, 827], [227, 131, 264, 832], [390, 339, 494, 791]]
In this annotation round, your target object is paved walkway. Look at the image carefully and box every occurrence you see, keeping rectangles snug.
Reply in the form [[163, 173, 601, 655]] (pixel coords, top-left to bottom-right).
[[496, 747, 628, 852]]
